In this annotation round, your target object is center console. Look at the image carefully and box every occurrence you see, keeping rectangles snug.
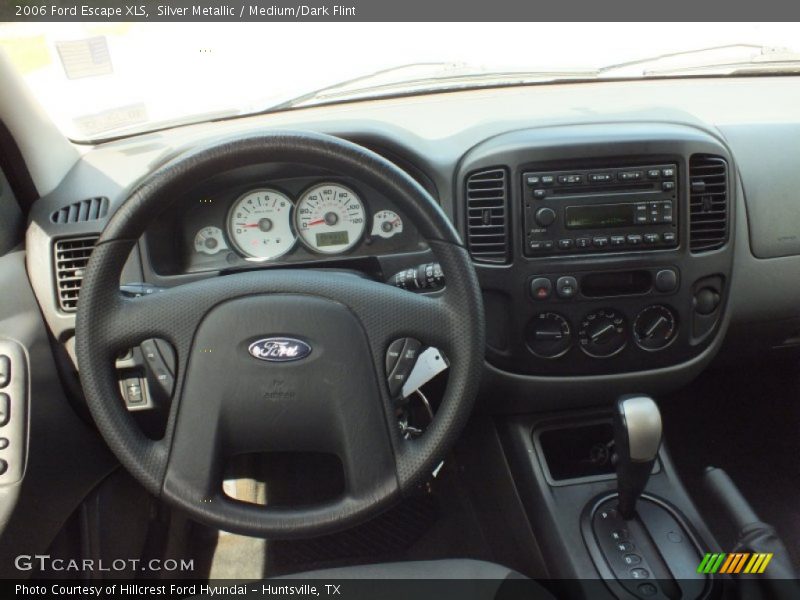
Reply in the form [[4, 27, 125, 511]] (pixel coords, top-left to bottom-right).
[[499, 397, 719, 599], [457, 123, 735, 383]]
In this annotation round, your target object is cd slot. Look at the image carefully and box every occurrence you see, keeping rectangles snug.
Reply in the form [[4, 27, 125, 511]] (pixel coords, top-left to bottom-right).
[[580, 270, 652, 298], [551, 182, 655, 195]]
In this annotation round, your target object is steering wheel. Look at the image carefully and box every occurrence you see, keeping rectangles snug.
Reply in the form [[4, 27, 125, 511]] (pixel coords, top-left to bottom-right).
[[75, 132, 484, 538]]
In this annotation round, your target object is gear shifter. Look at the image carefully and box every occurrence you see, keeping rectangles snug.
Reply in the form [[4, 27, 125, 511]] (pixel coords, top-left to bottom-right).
[[613, 394, 662, 520]]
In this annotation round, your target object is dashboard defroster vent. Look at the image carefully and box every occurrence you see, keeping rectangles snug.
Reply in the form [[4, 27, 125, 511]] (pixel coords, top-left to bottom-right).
[[54, 236, 98, 312], [50, 197, 109, 224], [465, 168, 509, 263], [689, 156, 728, 252]]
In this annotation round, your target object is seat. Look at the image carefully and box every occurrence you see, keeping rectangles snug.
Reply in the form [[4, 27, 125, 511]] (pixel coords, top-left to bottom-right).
[[274, 559, 556, 599]]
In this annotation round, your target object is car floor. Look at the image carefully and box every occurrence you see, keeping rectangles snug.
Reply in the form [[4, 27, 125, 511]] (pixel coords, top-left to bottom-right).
[[661, 356, 800, 571], [185, 456, 495, 579]]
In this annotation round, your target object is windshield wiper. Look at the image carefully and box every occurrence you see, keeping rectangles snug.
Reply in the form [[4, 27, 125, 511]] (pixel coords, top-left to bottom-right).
[[261, 62, 600, 112], [598, 44, 800, 77]]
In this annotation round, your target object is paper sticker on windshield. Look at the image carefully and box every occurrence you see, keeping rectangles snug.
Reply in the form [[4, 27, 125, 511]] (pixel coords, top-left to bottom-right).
[[55, 36, 113, 80], [73, 103, 148, 138]]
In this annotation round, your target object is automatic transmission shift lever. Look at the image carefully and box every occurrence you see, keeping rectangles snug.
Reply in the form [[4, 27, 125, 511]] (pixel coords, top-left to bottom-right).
[[613, 394, 662, 520]]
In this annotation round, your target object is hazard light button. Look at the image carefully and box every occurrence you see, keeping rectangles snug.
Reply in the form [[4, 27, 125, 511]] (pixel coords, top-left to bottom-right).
[[530, 277, 553, 301]]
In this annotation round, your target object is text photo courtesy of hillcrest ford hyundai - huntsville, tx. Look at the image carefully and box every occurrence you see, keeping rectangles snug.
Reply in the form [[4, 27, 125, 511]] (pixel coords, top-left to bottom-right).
[[1, 9, 800, 600]]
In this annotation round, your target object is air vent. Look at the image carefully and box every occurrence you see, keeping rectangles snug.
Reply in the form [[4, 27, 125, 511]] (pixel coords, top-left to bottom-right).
[[54, 236, 98, 312], [465, 168, 509, 263], [689, 156, 729, 252], [50, 197, 109, 224]]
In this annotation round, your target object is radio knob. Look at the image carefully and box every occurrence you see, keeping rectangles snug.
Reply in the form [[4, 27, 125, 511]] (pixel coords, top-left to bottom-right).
[[535, 207, 556, 227]]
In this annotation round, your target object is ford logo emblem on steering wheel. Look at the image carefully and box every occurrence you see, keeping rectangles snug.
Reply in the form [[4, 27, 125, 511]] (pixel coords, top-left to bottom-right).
[[248, 337, 312, 362]]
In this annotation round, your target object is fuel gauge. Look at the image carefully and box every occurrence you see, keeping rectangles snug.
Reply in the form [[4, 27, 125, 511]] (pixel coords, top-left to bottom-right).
[[194, 226, 228, 255], [371, 210, 403, 239]]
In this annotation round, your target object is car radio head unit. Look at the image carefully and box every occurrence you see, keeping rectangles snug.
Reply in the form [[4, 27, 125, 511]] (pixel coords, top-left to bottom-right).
[[523, 164, 678, 256]]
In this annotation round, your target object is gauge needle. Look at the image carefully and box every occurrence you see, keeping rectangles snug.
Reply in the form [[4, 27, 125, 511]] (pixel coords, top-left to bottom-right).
[[591, 323, 615, 342], [236, 223, 260, 228], [645, 316, 667, 338], [307, 218, 325, 226]]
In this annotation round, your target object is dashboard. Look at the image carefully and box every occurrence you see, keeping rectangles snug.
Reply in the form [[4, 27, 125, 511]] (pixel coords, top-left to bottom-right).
[[23, 76, 800, 409]]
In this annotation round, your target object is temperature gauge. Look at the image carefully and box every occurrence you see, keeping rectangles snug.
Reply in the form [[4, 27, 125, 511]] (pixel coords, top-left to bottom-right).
[[193, 226, 228, 255], [371, 210, 403, 239]]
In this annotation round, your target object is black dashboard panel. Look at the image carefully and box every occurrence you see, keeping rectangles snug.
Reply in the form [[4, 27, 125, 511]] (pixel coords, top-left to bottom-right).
[[457, 123, 735, 377], [26, 76, 800, 408]]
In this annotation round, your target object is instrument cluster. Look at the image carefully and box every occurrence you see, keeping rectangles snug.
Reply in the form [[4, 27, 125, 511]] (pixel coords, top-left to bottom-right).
[[146, 175, 419, 276]]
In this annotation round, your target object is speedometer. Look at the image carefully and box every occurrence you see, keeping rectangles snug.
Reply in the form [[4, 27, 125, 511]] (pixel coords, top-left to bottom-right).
[[227, 188, 295, 260], [295, 183, 366, 254]]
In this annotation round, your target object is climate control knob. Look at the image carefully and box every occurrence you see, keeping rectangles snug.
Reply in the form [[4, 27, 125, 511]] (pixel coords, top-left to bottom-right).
[[525, 312, 572, 359], [634, 305, 678, 351], [578, 309, 627, 358], [534, 207, 556, 227]]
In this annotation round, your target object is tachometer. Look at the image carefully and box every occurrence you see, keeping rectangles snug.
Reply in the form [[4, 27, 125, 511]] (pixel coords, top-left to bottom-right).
[[227, 188, 295, 260], [295, 183, 366, 254]]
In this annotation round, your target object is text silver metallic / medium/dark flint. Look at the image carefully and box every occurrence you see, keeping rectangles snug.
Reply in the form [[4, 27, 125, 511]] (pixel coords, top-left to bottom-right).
[[247, 337, 312, 362]]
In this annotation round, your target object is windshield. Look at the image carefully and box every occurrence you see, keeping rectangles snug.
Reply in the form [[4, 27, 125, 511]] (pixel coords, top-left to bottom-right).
[[1, 22, 799, 142]]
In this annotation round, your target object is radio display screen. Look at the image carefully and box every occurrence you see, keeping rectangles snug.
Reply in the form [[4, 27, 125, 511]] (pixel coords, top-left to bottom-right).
[[565, 203, 635, 229]]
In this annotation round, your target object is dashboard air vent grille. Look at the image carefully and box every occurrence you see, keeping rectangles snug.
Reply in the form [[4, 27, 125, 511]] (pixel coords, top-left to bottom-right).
[[689, 156, 728, 252], [465, 168, 509, 263], [50, 197, 109, 224], [54, 236, 98, 312]]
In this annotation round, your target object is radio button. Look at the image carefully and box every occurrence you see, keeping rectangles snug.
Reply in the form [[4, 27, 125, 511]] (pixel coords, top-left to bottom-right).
[[662, 232, 677, 244], [647, 169, 661, 179], [541, 175, 555, 186], [662, 168, 675, 178], [556, 276, 578, 299], [526, 175, 541, 186], [533, 189, 547, 199], [542, 241, 554, 250], [619, 171, 642, 181], [535, 207, 557, 227], [610, 235, 626, 247], [627, 234, 643, 245], [635, 214, 648, 224], [593, 236, 609, 248], [529, 241, 546, 252], [558, 239, 574, 250], [576, 237, 592, 249], [662, 181, 675, 191], [644, 233, 660, 244], [589, 173, 613, 183], [558, 174, 584, 185]]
